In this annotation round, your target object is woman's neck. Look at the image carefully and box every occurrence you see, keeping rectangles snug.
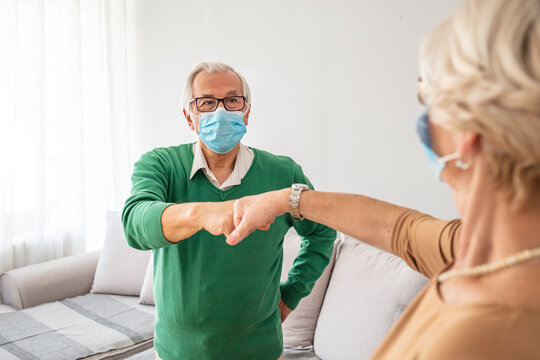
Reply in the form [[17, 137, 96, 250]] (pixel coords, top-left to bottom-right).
[[455, 169, 540, 270]]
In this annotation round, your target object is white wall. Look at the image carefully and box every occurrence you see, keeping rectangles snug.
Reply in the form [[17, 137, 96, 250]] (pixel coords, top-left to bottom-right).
[[126, 0, 462, 220]]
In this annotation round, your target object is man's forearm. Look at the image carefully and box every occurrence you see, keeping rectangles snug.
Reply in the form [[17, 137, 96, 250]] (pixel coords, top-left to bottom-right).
[[162, 200, 236, 243], [161, 203, 205, 243]]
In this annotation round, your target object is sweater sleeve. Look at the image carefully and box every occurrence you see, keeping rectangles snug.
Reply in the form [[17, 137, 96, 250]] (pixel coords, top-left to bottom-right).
[[121, 149, 177, 250], [279, 162, 337, 310], [391, 209, 462, 278]]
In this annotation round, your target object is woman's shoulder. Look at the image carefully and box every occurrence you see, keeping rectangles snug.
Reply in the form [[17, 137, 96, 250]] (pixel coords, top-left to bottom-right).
[[374, 280, 540, 359], [424, 304, 540, 359]]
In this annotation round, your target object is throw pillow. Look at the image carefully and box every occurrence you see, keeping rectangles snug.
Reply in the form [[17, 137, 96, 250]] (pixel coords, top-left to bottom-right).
[[139, 254, 154, 305], [313, 233, 429, 360], [91, 211, 151, 296]]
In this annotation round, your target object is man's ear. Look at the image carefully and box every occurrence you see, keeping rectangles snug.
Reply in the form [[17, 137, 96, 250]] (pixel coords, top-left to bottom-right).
[[243, 104, 251, 126], [183, 108, 195, 130]]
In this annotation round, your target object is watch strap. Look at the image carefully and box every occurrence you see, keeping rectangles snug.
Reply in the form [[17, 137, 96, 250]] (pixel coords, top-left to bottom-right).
[[289, 183, 309, 220]]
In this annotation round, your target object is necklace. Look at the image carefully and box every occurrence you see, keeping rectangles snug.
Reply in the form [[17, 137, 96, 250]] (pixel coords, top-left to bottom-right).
[[438, 246, 540, 282]]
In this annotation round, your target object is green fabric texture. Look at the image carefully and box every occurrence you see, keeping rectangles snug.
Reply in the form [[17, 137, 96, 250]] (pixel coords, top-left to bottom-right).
[[122, 143, 336, 360]]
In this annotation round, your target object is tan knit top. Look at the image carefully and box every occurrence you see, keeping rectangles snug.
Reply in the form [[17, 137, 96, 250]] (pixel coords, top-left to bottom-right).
[[370, 210, 540, 359]]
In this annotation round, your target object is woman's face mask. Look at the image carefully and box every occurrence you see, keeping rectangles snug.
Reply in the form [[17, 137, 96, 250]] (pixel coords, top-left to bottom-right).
[[416, 112, 461, 181]]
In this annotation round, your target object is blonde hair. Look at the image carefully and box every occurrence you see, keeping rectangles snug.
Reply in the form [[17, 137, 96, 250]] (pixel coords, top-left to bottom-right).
[[182, 61, 251, 111], [419, 0, 540, 209]]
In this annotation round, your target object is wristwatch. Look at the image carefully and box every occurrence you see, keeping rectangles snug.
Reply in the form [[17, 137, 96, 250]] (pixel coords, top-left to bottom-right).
[[289, 183, 310, 220]]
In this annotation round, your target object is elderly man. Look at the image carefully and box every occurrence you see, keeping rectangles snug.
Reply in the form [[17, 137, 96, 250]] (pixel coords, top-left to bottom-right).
[[122, 61, 336, 360]]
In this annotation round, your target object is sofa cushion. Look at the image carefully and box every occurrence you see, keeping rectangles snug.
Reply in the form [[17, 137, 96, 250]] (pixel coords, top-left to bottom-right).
[[281, 229, 339, 350], [283, 348, 322, 360], [91, 211, 151, 296], [313, 233, 429, 360], [0, 293, 154, 359], [139, 254, 154, 305]]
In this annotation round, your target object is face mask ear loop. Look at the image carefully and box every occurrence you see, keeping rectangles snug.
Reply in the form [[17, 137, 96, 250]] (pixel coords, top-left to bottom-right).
[[438, 152, 460, 164], [439, 152, 471, 170], [456, 159, 471, 170]]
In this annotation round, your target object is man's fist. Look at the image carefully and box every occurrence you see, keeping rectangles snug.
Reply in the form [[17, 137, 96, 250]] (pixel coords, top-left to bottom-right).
[[202, 200, 236, 237]]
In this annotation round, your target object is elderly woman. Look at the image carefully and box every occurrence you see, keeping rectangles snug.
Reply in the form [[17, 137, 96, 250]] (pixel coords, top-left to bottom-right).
[[225, 0, 540, 358]]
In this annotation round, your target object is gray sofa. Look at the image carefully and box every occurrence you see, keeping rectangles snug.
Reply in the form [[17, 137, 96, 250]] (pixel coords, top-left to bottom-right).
[[0, 213, 428, 360]]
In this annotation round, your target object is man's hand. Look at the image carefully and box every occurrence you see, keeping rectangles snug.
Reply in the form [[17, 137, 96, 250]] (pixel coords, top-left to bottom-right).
[[201, 200, 236, 237], [279, 299, 292, 323], [226, 189, 290, 246]]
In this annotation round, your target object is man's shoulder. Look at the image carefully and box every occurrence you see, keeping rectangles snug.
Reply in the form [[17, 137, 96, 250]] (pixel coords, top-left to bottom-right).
[[140, 143, 194, 163], [250, 146, 299, 168]]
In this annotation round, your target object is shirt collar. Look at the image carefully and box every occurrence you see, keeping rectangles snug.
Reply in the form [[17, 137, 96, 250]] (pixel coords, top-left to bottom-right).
[[189, 142, 253, 189], [190, 141, 210, 180]]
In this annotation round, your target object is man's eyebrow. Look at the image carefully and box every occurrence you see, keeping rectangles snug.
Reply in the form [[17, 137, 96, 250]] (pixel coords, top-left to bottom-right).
[[199, 90, 239, 98]]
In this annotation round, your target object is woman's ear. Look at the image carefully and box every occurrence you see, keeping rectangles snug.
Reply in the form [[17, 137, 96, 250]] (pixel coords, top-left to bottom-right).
[[457, 131, 481, 162]]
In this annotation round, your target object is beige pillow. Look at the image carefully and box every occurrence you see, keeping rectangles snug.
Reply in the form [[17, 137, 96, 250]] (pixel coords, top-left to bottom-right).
[[91, 211, 151, 296], [139, 254, 154, 305], [281, 228, 339, 350]]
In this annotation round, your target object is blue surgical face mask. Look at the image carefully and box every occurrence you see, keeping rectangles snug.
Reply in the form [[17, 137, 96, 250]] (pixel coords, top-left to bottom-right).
[[416, 112, 460, 181], [196, 107, 247, 154]]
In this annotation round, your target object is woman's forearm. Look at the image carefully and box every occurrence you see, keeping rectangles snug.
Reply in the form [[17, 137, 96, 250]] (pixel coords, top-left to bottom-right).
[[298, 191, 409, 253], [228, 188, 409, 253]]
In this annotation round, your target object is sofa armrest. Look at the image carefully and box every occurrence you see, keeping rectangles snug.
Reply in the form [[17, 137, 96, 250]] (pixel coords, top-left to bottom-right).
[[0, 251, 100, 310]]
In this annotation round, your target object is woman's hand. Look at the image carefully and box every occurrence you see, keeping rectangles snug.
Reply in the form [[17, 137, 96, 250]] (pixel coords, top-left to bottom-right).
[[227, 189, 290, 245]]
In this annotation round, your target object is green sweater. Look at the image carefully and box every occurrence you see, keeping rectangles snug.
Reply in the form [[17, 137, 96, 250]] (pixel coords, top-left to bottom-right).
[[122, 144, 336, 360]]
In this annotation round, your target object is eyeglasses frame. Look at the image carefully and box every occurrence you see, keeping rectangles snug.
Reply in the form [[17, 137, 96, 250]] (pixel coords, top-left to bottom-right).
[[189, 95, 248, 112]]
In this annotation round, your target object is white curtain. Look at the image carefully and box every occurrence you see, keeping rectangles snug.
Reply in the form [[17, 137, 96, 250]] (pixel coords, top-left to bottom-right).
[[0, 0, 130, 273]]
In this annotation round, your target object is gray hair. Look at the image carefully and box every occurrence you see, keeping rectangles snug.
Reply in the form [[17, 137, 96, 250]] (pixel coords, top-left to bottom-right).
[[182, 61, 252, 111]]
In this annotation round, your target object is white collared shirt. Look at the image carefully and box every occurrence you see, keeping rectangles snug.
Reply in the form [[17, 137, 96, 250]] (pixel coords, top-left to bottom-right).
[[189, 142, 254, 191]]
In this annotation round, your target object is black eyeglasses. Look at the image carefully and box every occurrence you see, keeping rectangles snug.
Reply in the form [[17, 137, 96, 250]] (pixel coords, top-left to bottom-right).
[[190, 96, 247, 112]]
